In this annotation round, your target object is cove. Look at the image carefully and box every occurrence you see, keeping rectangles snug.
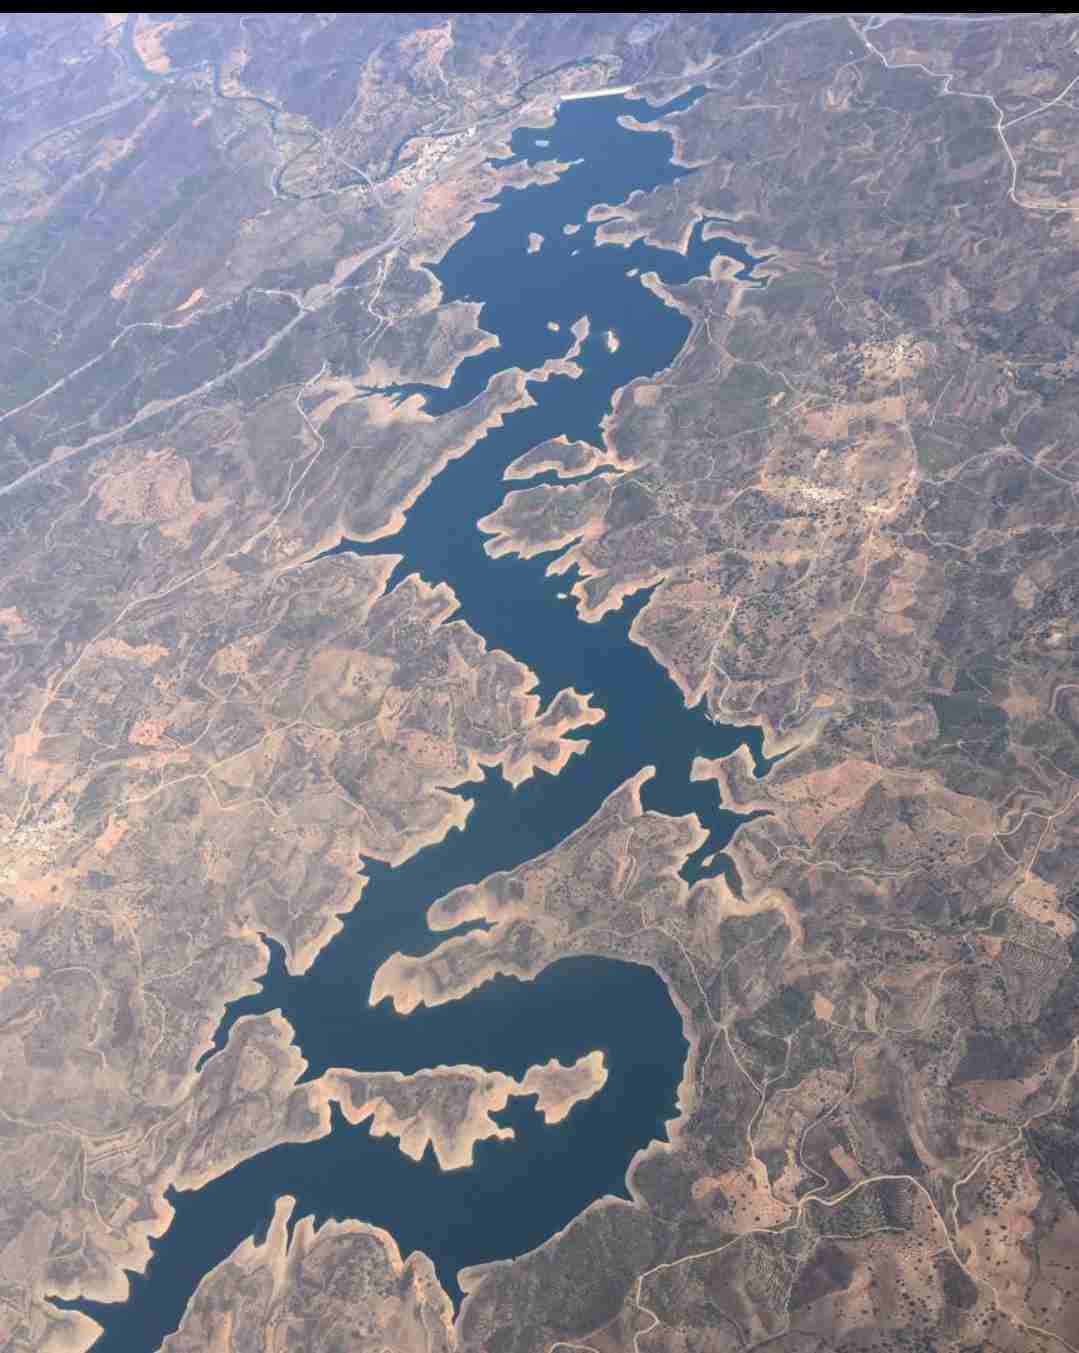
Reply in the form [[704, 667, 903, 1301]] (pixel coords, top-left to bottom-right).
[[67, 957, 685, 1351], [63, 93, 769, 1350]]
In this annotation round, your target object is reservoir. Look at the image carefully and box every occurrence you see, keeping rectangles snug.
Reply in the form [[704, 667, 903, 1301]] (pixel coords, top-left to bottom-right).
[[66, 90, 767, 1349]]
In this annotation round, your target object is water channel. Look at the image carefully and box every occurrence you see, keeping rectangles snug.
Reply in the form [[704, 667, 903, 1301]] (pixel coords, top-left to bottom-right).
[[66, 90, 769, 1350]]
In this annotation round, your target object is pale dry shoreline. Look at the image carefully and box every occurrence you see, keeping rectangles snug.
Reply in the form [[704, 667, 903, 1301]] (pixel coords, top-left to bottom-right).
[[66, 1011, 610, 1347], [325, 1050, 609, 1171], [33, 78, 803, 1353], [156, 1194, 458, 1353], [503, 433, 616, 483]]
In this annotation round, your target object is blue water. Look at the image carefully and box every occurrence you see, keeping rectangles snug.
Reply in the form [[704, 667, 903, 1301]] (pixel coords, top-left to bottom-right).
[[60, 94, 769, 1350]]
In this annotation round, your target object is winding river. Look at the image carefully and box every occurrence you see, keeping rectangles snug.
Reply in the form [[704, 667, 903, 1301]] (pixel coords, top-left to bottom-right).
[[66, 90, 768, 1350]]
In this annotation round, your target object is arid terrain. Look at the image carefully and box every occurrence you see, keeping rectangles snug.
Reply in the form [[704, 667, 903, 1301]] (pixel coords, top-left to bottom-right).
[[2, 12, 1079, 1353]]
